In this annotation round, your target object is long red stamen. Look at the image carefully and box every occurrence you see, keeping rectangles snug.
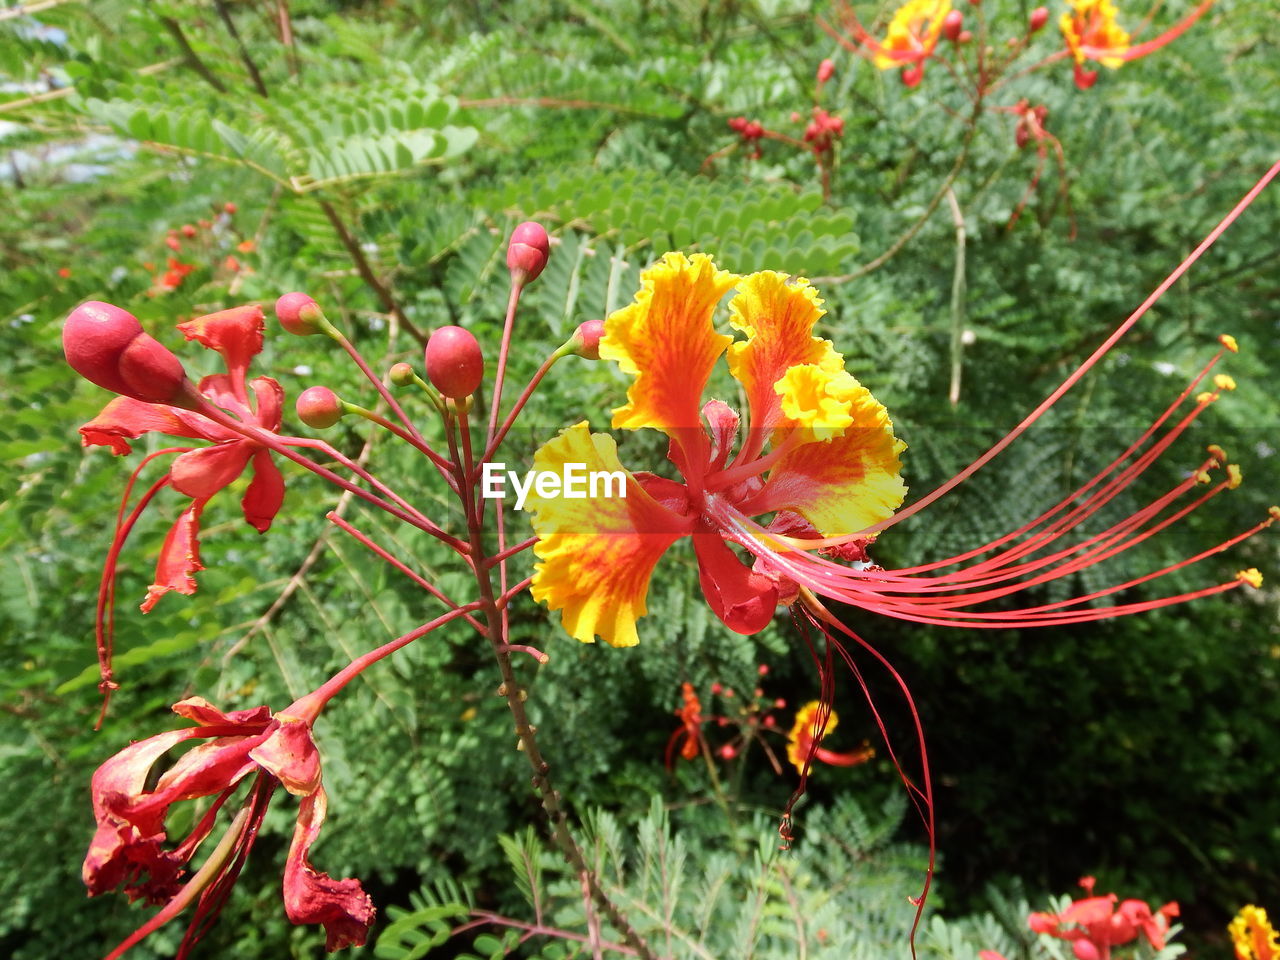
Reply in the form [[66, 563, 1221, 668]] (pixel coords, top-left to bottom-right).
[[861, 158, 1280, 538]]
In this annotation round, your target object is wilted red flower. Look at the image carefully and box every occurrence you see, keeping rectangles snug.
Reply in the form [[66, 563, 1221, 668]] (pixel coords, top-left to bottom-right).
[[85, 694, 373, 959]]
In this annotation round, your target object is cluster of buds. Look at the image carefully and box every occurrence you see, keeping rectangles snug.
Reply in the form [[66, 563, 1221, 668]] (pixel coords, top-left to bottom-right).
[[145, 201, 254, 295], [802, 107, 845, 156], [727, 115, 766, 159]]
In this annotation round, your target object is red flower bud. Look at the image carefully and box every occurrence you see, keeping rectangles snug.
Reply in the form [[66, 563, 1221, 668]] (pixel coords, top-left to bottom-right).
[[275, 292, 326, 336], [1029, 6, 1049, 32], [296, 386, 345, 429], [571, 319, 606, 360], [816, 58, 835, 83], [224, 202, 237, 214], [181, 224, 196, 238], [63, 301, 190, 404], [743, 121, 764, 140], [165, 235, 181, 252], [957, 29, 972, 43], [425, 326, 483, 399], [507, 221, 550, 284], [388, 362, 415, 387], [719, 744, 737, 760], [943, 10, 963, 40], [901, 65, 924, 87]]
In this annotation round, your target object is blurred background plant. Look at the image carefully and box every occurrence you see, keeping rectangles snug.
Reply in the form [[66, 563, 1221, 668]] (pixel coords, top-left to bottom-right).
[[1, 0, 1276, 957]]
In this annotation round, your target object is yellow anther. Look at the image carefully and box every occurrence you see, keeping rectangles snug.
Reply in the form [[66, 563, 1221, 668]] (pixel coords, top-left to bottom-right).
[[1213, 373, 1237, 391], [1206, 444, 1227, 464], [1218, 334, 1238, 353], [1226, 464, 1243, 489], [1237, 568, 1263, 588], [1194, 470, 1212, 484], [1195, 391, 1217, 405]]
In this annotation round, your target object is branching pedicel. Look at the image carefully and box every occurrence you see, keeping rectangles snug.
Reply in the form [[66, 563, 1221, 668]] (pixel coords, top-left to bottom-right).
[[63, 157, 1277, 957]]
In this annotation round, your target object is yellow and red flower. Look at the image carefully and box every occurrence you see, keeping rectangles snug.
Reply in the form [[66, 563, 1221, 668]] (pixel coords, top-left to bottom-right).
[[1232, 905, 1279, 960], [527, 253, 906, 647], [823, 0, 953, 87], [785, 701, 874, 773], [85, 695, 373, 959], [1059, 0, 1215, 89]]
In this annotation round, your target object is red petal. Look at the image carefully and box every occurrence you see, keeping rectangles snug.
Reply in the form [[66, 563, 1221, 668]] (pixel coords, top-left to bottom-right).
[[248, 718, 321, 796], [703, 399, 740, 470], [141, 503, 205, 613], [178, 305, 264, 380], [282, 789, 374, 949], [80, 397, 220, 455], [242, 449, 285, 533], [692, 530, 778, 635], [250, 376, 284, 431], [172, 696, 273, 728], [170, 442, 253, 501]]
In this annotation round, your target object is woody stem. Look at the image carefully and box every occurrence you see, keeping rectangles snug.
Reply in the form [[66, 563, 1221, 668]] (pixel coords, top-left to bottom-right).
[[461, 465, 654, 959]]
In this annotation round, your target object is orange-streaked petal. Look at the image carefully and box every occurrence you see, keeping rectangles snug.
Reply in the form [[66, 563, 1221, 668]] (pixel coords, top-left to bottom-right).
[[747, 381, 906, 538], [726, 271, 840, 436], [528, 422, 694, 647], [600, 253, 738, 464]]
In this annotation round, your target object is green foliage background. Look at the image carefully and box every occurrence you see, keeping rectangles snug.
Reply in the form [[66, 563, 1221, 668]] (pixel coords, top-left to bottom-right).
[[1, 1, 1276, 957]]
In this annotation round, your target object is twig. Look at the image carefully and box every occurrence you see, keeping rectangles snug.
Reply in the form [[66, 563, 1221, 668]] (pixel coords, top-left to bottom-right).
[[157, 16, 228, 94], [212, 0, 270, 97], [317, 199, 428, 347], [944, 187, 967, 407]]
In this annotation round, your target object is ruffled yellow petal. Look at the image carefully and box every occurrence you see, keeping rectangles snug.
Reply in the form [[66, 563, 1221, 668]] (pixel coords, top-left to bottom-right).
[[601, 253, 738, 442], [726, 271, 841, 436], [753, 378, 907, 537], [528, 422, 693, 648], [1230, 904, 1279, 960], [774, 362, 865, 443]]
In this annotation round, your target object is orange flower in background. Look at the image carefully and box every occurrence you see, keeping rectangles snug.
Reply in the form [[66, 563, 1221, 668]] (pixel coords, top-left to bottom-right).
[[1232, 905, 1279, 960], [1029, 878, 1179, 957], [665, 682, 706, 768], [785, 701, 874, 773], [1060, 0, 1215, 88], [822, 0, 953, 87]]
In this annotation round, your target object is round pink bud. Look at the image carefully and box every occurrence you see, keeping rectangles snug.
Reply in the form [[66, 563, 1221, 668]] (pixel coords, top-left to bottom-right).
[[571, 319, 606, 360], [957, 29, 972, 43], [728, 116, 748, 132], [507, 221, 550, 284], [388, 362, 415, 387], [224, 202, 237, 214], [425, 325, 483, 399], [901, 65, 924, 88], [275, 292, 325, 336], [942, 10, 963, 40], [816, 58, 835, 83], [757, 664, 769, 676], [296, 386, 345, 428], [719, 744, 737, 760], [1029, 6, 1049, 31], [63, 301, 189, 404]]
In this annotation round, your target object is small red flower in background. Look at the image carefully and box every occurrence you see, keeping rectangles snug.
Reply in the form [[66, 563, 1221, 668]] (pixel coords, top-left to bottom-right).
[[58, 266, 72, 279], [1029, 877, 1178, 960], [665, 682, 706, 768], [85, 694, 372, 959]]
